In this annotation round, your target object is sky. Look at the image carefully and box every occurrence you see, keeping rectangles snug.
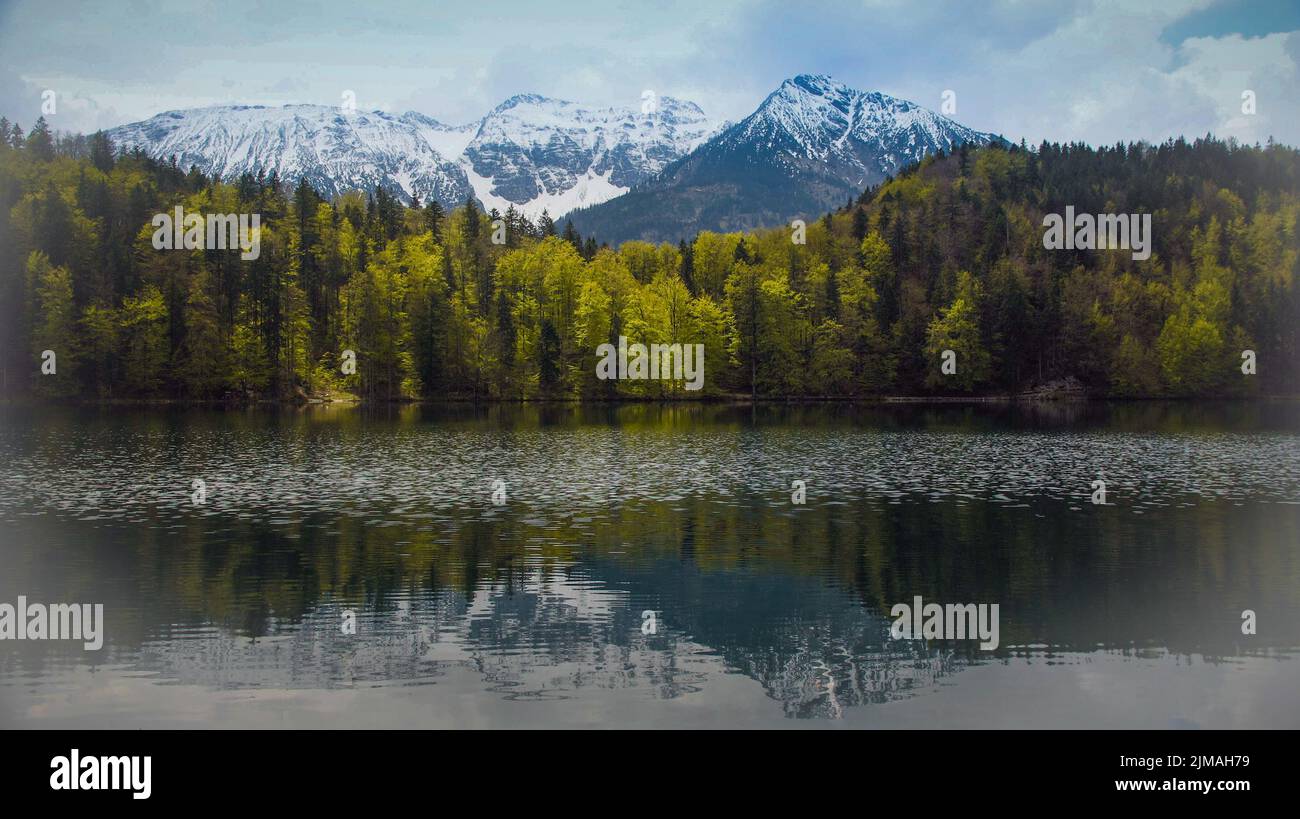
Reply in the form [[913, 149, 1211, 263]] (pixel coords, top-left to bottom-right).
[[1, 0, 1297, 146]]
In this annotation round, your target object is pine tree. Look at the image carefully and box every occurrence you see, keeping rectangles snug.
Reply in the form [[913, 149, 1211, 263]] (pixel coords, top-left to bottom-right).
[[562, 220, 581, 253], [852, 207, 869, 242], [425, 199, 444, 242], [539, 318, 560, 394], [825, 267, 841, 321], [733, 238, 751, 264], [462, 197, 480, 238], [678, 239, 696, 295], [504, 205, 520, 247], [26, 116, 54, 161]]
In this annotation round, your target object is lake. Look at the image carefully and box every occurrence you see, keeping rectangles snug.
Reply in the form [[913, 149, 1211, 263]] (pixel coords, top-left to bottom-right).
[[1, 401, 1297, 728]]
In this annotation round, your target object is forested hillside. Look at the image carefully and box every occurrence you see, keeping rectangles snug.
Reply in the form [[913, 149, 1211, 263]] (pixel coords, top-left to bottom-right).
[[1, 114, 1296, 401]]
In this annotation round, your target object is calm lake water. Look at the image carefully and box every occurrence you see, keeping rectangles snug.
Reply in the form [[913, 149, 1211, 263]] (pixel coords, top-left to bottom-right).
[[1, 401, 1298, 728]]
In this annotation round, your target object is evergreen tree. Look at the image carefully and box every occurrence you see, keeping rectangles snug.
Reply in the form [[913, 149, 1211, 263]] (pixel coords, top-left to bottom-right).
[[26, 116, 54, 161], [424, 199, 444, 242], [562, 220, 581, 253], [89, 131, 115, 173], [851, 207, 869, 242], [539, 318, 561, 394], [678, 238, 696, 295]]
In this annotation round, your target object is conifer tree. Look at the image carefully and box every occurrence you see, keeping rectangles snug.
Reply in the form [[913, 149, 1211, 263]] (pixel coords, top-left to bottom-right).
[[26, 116, 54, 161]]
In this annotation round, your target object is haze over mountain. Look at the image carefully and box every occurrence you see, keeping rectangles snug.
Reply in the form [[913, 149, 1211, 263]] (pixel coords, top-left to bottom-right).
[[106, 74, 1000, 242], [108, 95, 718, 221], [567, 74, 1003, 243]]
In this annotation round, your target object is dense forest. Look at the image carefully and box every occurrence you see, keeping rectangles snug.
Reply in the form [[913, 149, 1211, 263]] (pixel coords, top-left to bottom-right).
[[1, 114, 1297, 401]]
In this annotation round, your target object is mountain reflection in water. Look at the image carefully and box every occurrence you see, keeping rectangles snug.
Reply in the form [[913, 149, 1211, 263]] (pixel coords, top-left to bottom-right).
[[1, 402, 1297, 727]]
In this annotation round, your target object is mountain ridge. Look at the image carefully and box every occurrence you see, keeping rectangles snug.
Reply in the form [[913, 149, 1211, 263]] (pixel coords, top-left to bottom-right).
[[566, 74, 1003, 243], [107, 93, 719, 221], [105, 75, 1001, 238]]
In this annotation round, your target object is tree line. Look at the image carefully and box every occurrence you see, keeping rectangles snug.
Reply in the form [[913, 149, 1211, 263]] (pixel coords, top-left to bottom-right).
[[1, 114, 1296, 401]]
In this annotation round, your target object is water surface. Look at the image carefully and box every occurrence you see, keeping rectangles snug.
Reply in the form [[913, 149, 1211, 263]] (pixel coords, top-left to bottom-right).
[[1, 402, 1297, 728]]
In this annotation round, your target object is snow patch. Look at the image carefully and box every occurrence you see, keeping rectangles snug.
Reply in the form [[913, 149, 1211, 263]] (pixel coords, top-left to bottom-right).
[[464, 164, 628, 221]]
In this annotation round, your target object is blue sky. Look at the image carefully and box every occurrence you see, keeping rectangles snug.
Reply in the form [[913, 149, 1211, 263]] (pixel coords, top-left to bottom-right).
[[1, 0, 1297, 146]]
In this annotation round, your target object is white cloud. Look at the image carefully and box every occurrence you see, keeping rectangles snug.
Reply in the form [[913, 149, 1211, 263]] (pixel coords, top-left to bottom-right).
[[1171, 32, 1299, 144], [0, 0, 1296, 146]]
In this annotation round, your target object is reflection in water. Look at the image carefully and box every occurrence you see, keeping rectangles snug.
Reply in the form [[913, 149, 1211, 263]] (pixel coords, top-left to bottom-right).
[[0, 402, 1297, 727]]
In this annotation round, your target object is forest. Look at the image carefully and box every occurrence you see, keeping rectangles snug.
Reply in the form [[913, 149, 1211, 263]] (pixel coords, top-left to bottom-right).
[[1, 114, 1297, 402]]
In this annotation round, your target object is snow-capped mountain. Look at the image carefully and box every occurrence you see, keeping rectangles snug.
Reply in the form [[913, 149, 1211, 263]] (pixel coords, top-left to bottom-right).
[[717, 73, 994, 186], [568, 74, 1003, 243], [108, 95, 718, 220], [109, 104, 477, 207], [464, 94, 717, 219], [106, 75, 997, 237]]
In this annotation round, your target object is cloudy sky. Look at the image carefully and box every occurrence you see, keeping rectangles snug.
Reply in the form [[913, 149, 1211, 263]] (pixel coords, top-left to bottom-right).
[[1, 0, 1297, 146]]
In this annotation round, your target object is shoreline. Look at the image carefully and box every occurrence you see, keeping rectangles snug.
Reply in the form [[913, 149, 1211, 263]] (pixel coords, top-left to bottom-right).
[[2, 394, 1297, 408]]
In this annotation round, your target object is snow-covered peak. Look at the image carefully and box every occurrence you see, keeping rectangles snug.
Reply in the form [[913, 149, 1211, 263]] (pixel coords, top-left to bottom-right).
[[108, 103, 475, 206], [472, 94, 712, 153], [566, 75, 1002, 244], [729, 73, 998, 173], [489, 93, 554, 114], [462, 94, 717, 219]]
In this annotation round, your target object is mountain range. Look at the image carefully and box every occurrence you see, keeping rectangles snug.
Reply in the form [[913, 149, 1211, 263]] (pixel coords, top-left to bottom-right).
[[108, 94, 718, 221], [107, 74, 1001, 244]]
